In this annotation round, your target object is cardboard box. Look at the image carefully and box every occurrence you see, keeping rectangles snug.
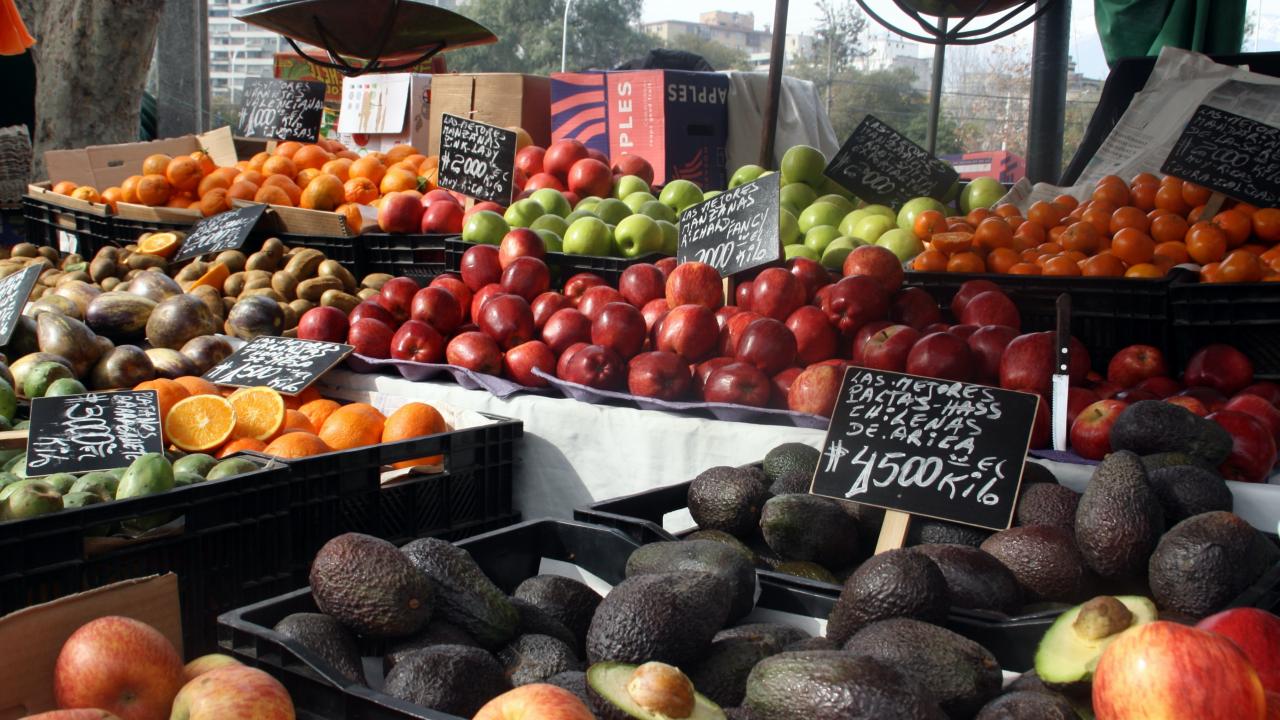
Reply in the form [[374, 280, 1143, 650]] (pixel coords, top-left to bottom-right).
[[43, 126, 238, 189], [337, 73, 433, 155], [551, 70, 730, 189], [0, 574, 182, 719], [428, 74, 551, 156]]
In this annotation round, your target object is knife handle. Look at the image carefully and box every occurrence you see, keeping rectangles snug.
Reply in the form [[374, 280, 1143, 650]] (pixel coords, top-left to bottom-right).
[[1055, 294, 1071, 373]]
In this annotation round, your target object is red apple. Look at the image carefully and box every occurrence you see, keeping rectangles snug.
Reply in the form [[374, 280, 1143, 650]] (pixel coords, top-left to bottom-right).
[[959, 290, 1021, 330], [851, 320, 893, 364], [786, 305, 838, 365], [693, 357, 734, 397], [788, 364, 842, 417], [1092, 621, 1266, 720], [1241, 381, 1280, 407], [464, 201, 505, 221], [499, 228, 547, 269], [377, 192, 425, 233], [906, 331, 974, 381], [1185, 344, 1255, 397], [578, 285, 627, 321], [704, 362, 772, 407], [350, 301, 396, 331], [1091, 380, 1122, 399], [429, 275, 472, 318], [719, 310, 764, 357], [612, 153, 655, 185], [377, 276, 420, 323], [922, 322, 951, 334], [1105, 344, 1168, 389], [736, 317, 798, 376], [788, 257, 832, 302], [656, 304, 718, 363], [422, 189, 459, 206], [751, 267, 806, 322], [619, 263, 666, 308], [477, 293, 536, 350], [591, 302, 647, 359], [715, 305, 742, 329], [473, 683, 596, 720], [53, 616, 185, 720], [947, 324, 978, 340], [460, 244, 503, 292], [504, 340, 556, 387], [949, 279, 1001, 319], [170, 664, 294, 720], [524, 173, 566, 192], [421, 200, 464, 234], [891, 287, 943, 330], [822, 275, 890, 338], [471, 284, 506, 323], [1225, 393, 1280, 445], [641, 298, 670, 334], [665, 261, 724, 311], [409, 286, 463, 335], [1209, 409, 1278, 483], [586, 148, 609, 165], [1070, 398, 1128, 460], [183, 654, 240, 682], [542, 308, 593, 355], [843, 245, 904, 293], [655, 256, 677, 277], [1197, 608, 1280, 693], [1066, 386, 1101, 427], [390, 320, 445, 364], [531, 291, 573, 329], [772, 366, 803, 408], [1115, 388, 1158, 403], [500, 256, 552, 302], [544, 139, 590, 180], [1178, 386, 1229, 413], [556, 342, 589, 379], [1166, 395, 1209, 416], [627, 350, 692, 400], [859, 324, 922, 373], [447, 331, 504, 374], [297, 306, 348, 343], [999, 331, 1090, 396], [349, 317, 394, 358], [967, 324, 1018, 383], [515, 146, 546, 178], [563, 272, 607, 305], [1136, 375, 1183, 398], [568, 158, 612, 199], [735, 281, 753, 311], [560, 344, 626, 390]]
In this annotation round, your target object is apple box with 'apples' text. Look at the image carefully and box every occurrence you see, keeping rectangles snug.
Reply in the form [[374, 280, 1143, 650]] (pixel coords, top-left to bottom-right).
[[551, 70, 729, 190]]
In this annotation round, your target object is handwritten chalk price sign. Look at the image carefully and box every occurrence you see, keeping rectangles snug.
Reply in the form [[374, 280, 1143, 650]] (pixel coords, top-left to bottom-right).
[[0, 265, 42, 345], [677, 172, 781, 278], [237, 78, 326, 143], [1161, 104, 1280, 209], [437, 113, 518, 205], [203, 336, 353, 395], [810, 367, 1040, 535], [26, 390, 164, 476], [824, 115, 959, 206], [174, 203, 267, 263]]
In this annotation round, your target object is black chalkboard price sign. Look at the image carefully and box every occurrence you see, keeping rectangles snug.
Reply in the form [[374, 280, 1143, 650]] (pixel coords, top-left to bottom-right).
[[438, 113, 518, 205], [677, 172, 781, 278], [0, 265, 42, 345], [237, 78, 326, 143], [203, 336, 353, 395], [810, 367, 1040, 535], [174, 203, 267, 263], [26, 390, 164, 476], [824, 115, 959, 206], [1161, 104, 1280, 209]]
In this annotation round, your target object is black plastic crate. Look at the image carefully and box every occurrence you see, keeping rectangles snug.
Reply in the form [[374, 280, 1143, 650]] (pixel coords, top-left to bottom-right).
[[108, 216, 196, 250], [903, 269, 1186, 371], [21, 194, 114, 256], [445, 238, 664, 286], [0, 456, 295, 654], [362, 233, 450, 284], [218, 519, 835, 720], [1170, 277, 1280, 379], [242, 412, 522, 583]]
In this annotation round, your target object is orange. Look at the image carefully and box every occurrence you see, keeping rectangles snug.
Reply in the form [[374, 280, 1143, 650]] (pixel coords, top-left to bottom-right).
[[344, 177, 379, 205], [380, 169, 419, 195], [1125, 263, 1164, 278], [1153, 241, 1190, 267], [1253, 208, 1280, 243], [281, 409, 316, 435], [318, 402, 386, 450], [994, 204, 1020, 219], [946, 220, 975, 234], [247, 152, 272, 172], [262, 432, 331, 459], [198, 188, 232, 217], [292, 144, 333, 171], [100, 187, 123, 212], [262, 175, 302, 205], [275, 141, 303, 159], [1109, 206, 1150, 235], [300, 174, 345, 211], [51, 180, 78, 195], [986, 247, 1019, 274], [1081, 253, 1125, 277], [1150, 214, 1189, 245], [1110, 228, 1155, 266], [175, 376, 222, 397], [70, 186, 101, 204], [1008, 262, 1042, 275], [1131, 172, 1160, 187], [262, 155, 297, 178], [227, 181, 259, 202], [382, 402, 448, 468], [1186, 222, 1227, 265], [120, 175, 143, 204], [913, 210, 946, 240], [218, 438, 267, 458], [1079, 206, 1111, 235], [133, 378, 191, 431], [227, 386, 287, 441], [190, 262, 230, 292], [1058, 222, 1101, 254], [197, 173, 231, 197], [135, 174, 172, 206], [946, 251, 985, 273], [1012, 221, 1045, 249], [1200, 262, 1223, 283], [383, 144, 419, 164], [1048, 225, 1068, 244], [1154, 185, 1190, 215], [166, 155, 203, 193], [137, 231, 183, 258], [1042, 255, 1082, 276], [911, 249, 947, 272], [348, 156, 387, 185], [166, 395, 237, 452], [400, 154, 427, 172], [254, 185, 294, 207], [190, 151, 217, 175], [1091, 182, 1130, 207], [284, 385, 323, 410], [973, 217, 1013, 252], [212, 166, 240, 185], [1218, 250, 1264, 283], [234, 170, 265, 187], [141, 153, 172, 176], [1181, 181, 1212, 207], [295, 167, 322, 189], [1130, 183, 1157, 211], [335, 203, 363, 233], [931, 231, 974, 255], [1027, 201, 1067, 229], [1211, 210, 1252, 248], [1051, 194, 1079, 212], [321, 158, 353, 182]]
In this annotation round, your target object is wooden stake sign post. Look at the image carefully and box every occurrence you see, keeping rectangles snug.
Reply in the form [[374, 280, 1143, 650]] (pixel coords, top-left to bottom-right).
[[1161, 103, 1280, 222], [809, 367, 1041, 553], [676, 172, 782, 304]]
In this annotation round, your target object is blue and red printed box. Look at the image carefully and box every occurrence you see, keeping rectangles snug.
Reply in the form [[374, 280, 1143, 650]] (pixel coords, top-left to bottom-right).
[[551, 70, 729, 191]]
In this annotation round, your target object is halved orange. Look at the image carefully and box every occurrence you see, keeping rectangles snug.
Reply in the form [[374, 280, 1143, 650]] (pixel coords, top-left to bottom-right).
[[138, 231, 184, 259], [166, 395, 237, 452], [189, 261, 230, 292], [228, 386, 286, 441]]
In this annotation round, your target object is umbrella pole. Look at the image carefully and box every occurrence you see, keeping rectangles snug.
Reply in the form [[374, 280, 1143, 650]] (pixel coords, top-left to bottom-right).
[[925, 17, 947, 155], [759, 0, 790, 169]]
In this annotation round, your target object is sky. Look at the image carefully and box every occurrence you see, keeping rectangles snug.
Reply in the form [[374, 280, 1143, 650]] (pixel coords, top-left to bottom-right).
[[640, 0, 1278, 80]]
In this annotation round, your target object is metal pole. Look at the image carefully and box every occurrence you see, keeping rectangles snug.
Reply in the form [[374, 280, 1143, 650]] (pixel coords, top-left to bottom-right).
[[561, 0, 575, 73], [1027, 0, 1070, 183], [925, 17, 947, 156], [759, 0, 790, 169]]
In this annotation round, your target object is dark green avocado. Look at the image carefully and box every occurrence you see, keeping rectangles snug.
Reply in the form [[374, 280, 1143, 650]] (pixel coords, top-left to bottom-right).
[[1141, 451, 1218, 473], [626, 539, 757, 622], [690, 636, 783, 708], [401, 537, 519, 648], [499, 633, 583, 686], [547, 670, 591, 706], [759, 494, 859, 570], [272, 612, 365, 684], [1110, 400, 1233, 464], [1148, 511, 1280, 618], [512, 597, 579, 651], [907, 518, 992, 548], [688, 465, 771, 538], [383, 619, 479, 671], [975, 690, 1077, 719], [762, 443, 819, 487], [914, 544, 1024, 615], [383, 644, 510, 717], [308, 533, 433, 638], [1014, 483, 1080, 532], [980, 525, 1088, 604], [686, 530, 759, 565], [744, 650, 946, 720], [1148, 466, 1232, 523], [1074, 451, 1164, 580], [586, 572, 730, 666], [825, 549, 948, 645], [713, 623, 810, 651], [514, 574, 602, 652]]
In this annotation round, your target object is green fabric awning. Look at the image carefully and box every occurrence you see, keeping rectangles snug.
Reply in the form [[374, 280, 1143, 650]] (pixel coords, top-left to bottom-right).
[[1095, 0, 1247, 68]]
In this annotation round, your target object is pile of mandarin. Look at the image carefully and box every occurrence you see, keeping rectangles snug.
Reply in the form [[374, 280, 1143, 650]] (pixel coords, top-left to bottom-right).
[[910, 173, 1280, 282]]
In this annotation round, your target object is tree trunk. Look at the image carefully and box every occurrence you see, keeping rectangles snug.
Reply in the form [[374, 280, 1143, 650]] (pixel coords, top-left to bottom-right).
[[15, 0, 166, 181]]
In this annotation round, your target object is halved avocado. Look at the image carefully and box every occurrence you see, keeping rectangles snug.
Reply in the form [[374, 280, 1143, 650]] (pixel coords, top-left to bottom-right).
[[1034, 595, 1157, 685], [587, 661, 725, 720]]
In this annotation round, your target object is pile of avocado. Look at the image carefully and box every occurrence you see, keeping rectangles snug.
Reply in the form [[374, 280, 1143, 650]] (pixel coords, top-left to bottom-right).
[[0, 450, 260, 528]]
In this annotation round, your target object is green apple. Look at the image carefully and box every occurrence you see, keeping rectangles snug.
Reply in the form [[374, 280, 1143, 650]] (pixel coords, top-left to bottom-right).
[[784, 244, 820, 261], [863, 204, 896, 220], [657, 219, 678, 256], [530, 188, 572, 217], [897, 196, 948, 232], [852, 214, 896, 244], [876, 228, 925, 262], [961, 177, 1005, 214], [815, 194, 856, 217], [530, 213, 569, 237], [575, 196, 603, 212], [565, 209, 596, 224], [461, 210, 509, 245], [638, 200, 676, 224], [594, 198, 632, 226], [503, 198, 546, 228], [614, 214, 664, 258], [780, 145, 827, 186], [729, 164, 765, 189], [803, 225, 841, 254], [780, 209, 801, 246], [614, 174, 651, 200], [623, 191, 657, 214], [659, 179, 704, 214], [779, 182, 818, 214], [839, 209, 869, 238], [798, 202, 844, 234], [563, 216, 613, 256], [821, 237, 857, 270], [535, 228, 564, 253], [702, 190, 722, 201], [820, 175, 856, 201]]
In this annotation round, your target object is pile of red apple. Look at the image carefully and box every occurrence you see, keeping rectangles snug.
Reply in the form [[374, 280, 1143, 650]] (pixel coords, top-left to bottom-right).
[[514, 139, 656, 203]]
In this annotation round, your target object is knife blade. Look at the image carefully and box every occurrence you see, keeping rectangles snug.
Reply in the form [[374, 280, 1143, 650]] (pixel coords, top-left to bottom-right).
[[1052, 293, 1071, 452]]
